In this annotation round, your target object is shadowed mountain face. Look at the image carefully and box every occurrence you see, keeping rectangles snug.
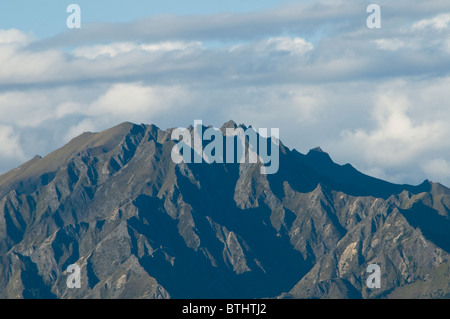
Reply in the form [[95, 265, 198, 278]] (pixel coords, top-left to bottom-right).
[[0, 121, 449, 299]]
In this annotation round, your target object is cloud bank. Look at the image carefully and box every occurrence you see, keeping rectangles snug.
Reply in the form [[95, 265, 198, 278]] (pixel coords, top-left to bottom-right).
[[1, 0, 450, 187]]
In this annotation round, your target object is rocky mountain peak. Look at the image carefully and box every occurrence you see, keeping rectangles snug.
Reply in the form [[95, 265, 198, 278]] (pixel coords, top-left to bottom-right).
[[0, 121, 449, 299]]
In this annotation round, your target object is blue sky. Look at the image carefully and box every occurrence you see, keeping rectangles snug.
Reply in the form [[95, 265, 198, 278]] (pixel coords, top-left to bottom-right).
[[1, 0, 450, 187]]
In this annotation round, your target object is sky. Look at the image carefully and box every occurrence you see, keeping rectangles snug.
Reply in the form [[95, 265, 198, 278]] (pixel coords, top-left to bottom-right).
[[1, 0, 450, 187]]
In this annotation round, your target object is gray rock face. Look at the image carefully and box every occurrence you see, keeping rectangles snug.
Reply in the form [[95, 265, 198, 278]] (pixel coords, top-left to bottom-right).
[[0, 121, 449, 299]]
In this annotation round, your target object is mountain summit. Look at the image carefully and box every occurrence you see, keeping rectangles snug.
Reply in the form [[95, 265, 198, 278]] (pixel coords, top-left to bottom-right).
[[0, 121, 449, 298]]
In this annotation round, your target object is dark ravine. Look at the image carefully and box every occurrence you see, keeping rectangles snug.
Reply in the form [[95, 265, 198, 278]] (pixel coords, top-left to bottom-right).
[[0, 121, 449, 299]]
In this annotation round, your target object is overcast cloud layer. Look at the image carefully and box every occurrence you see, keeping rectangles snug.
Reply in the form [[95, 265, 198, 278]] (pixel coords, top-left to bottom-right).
[[1, 0, 450, 187]]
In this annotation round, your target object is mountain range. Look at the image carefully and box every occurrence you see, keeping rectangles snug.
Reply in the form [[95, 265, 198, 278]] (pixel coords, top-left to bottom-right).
[[0, 121, 449, 299]]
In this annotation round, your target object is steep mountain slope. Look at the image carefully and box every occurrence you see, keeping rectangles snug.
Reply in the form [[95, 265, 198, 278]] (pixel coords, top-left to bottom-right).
[[0, 121, 449, 298]]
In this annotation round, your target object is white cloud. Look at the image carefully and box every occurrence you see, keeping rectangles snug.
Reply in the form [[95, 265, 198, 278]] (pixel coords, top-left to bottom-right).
[[258, 37, 313, 55], [0, 90, 55, 127], [412, 13, 450, 30], [0, 45, 65, 84], [229, 36, 313, 57], [88, 83, 191, 119], [0, 125, 26, 160], [55, 102, 85, 119], [221, 85, 324, 127], [374, 39, 405, 51], [422, 159, 450, 183], [73, 41, 202, 59], [89, 83, 157, 116], [0, 29, 34, 45], [72, 42, 138, 59], [140, 41, 203, 53], [63, 118, 97, 143], [338, 90, 447, 167]]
